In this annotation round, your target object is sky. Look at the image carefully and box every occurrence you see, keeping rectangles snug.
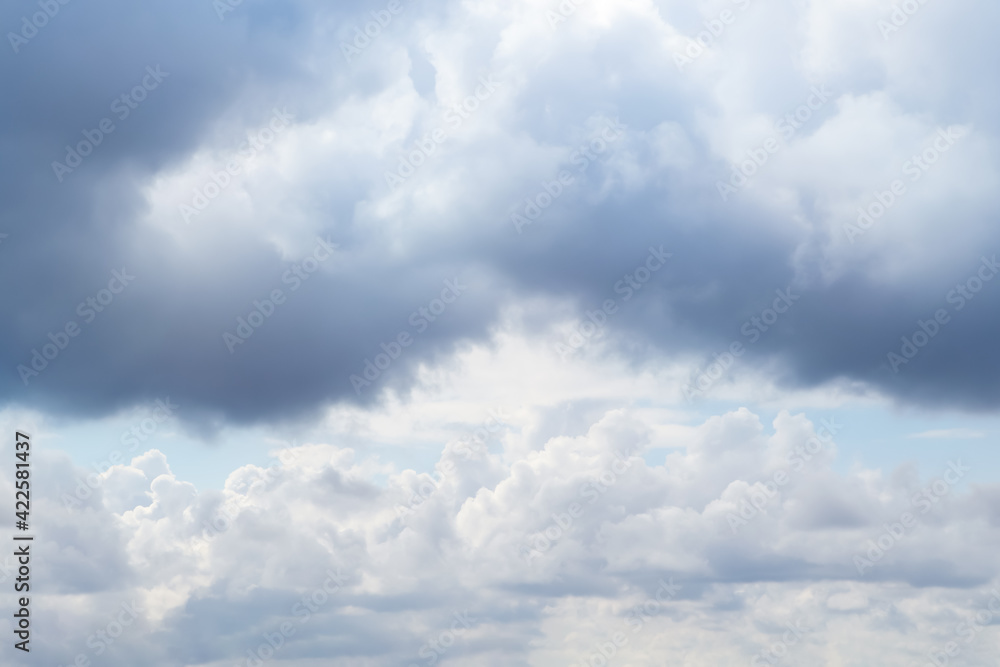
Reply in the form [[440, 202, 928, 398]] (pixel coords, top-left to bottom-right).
[[2, 0, 1000, 665]]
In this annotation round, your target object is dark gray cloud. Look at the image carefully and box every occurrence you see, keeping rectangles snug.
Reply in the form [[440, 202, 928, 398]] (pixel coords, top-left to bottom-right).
[[2, 0, 1000, 428]]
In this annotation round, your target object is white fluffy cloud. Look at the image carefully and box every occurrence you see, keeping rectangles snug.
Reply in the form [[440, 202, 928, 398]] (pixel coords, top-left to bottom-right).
[[4, 0, 1000, 664], [5, 331, 999, 666]]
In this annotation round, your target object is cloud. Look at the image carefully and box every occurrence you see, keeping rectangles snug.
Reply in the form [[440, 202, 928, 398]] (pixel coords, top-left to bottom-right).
[[6, 380, 1000, 665], [2, 0, 1000, 426], [4, 1, 999, 665]]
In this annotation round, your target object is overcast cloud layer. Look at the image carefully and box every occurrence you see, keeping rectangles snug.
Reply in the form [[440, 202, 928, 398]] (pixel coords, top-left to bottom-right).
[[4, 348, 1000, 666], [3, 0, 1000, 423], [2, 0, 1000, 665]]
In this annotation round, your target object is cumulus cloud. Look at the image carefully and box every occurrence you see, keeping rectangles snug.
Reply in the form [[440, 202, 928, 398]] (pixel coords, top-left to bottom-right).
[[4, 383, 998, 665], [3, 0, 1000, 423], [2, 0, 998, 664]]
